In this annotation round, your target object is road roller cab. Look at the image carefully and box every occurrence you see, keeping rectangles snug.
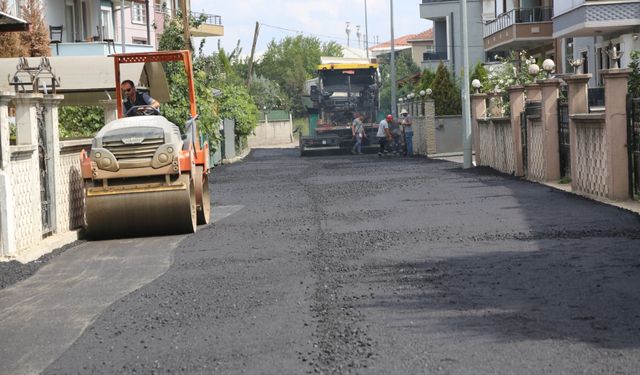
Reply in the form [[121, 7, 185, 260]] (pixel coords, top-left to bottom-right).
[[80, 50, 211, 238]]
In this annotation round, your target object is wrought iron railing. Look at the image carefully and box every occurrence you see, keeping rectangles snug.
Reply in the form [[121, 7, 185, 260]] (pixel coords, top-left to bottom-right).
[[588, 87, 605, 110], [191, 11, 222, 26], [629, 97, 640, 197], [483, 7, 553, 37], [423, 51, 448, 61], [558, 97, 570, 178]]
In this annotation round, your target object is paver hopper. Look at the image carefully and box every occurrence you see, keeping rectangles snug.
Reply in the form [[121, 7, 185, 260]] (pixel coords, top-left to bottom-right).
[[80, 50, 211, 238]]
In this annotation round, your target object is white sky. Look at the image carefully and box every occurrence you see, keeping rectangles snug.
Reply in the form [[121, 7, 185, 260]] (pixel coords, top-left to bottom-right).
[[190, 0, 433, 57]]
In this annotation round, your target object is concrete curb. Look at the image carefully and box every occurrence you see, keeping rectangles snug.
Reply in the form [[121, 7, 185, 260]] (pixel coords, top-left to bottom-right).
[[436, 154, 640, 216], [1, 229, 83, 264], [221, 146, 252, 165]]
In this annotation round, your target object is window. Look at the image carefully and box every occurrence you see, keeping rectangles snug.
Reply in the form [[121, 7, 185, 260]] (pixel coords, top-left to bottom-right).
[[581, 51, 588, 74], [132, 38, 147, 45], [101, 5, 114, 39], [131, 2, 146, 24]]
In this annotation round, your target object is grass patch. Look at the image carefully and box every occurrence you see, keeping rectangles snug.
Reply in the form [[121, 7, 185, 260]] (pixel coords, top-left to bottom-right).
[[559, 176, 572, 184]]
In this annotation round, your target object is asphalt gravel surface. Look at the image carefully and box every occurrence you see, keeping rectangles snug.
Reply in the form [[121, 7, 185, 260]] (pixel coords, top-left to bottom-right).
[[42, 148, 640, 374]]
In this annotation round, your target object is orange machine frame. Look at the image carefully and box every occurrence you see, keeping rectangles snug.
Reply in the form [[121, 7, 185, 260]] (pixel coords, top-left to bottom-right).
[[112, 50, 208, 171]]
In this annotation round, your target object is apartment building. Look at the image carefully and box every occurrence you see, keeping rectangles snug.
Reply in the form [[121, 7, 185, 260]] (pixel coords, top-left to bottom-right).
[[483, 0, 556, 63], [3, 0, 223, 56], [419, 0, 488, 75], [553, 0, 640, 87]]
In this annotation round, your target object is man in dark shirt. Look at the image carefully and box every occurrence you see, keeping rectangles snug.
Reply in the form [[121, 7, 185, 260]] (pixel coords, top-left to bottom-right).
[[121, 80, 160, 116]]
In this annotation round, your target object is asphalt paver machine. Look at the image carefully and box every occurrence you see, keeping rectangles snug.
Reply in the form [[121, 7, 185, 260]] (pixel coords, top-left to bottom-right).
[[300, 61, 380, 156], [80, 50, 210, 238]]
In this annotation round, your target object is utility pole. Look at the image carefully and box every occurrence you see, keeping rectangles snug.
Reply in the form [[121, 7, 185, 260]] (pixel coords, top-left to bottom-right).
[[120, 0, 125, 52], [460, 0, 473, 168], [247, 22, 260, 87], [390, 0, 397, 118], [365, 0, 369, 60], [181, 0, 191, 50]]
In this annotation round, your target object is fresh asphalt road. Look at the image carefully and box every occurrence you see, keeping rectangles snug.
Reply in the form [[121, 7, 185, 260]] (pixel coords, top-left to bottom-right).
[[3, 148, 640, 374]]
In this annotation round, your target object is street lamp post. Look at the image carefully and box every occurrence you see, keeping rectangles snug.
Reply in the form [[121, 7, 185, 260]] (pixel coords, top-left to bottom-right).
[[365, 0, 370, 60], [390, 0, 397, 119], [346, 22, 351, 47], [460, 0, 472, 168]]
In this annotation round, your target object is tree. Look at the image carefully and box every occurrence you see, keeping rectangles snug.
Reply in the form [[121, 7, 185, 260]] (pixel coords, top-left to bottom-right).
[[256, 35, 343, 116], [377, 51, 421, 114], [431, 62, 461, 116], [217, 83, 259, 141], [419, 68, 436, 91], [19, 0, 50, 57], [158, 13, 219, 141], [249, 76, 289, 111], [0, 0, 25, 57]]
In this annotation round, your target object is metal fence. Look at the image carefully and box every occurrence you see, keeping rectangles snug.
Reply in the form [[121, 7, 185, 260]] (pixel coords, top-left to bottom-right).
[[558, 97, 570, 179], [629, 97, 640, 197], [588, 87, 605, 110]]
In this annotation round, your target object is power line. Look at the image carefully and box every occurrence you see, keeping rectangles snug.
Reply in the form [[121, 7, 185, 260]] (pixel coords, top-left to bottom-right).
[[260, 22, 384, 47], [260, 22, 490, 49]]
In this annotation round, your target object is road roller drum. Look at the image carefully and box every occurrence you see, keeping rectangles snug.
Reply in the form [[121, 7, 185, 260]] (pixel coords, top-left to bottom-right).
[[85, 174, 196, 238]]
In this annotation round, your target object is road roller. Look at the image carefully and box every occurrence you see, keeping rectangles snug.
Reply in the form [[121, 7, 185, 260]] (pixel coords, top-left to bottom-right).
[[80, 50, 211, 238]]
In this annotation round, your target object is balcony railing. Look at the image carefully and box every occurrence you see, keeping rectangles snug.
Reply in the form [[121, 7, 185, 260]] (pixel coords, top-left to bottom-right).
[[483, 7, 553, 37], [151, 6, 222, 27], [423, 51, 448, 61], [191, 12, 222, 26]]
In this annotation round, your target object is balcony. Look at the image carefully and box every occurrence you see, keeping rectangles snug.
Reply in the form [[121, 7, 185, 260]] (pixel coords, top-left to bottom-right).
[[483, 7, 553, 51], [423, 51, 448, 61], [51, 41, 154, 57], [553, 0, 640, 39], [190, 11, 224, 37]]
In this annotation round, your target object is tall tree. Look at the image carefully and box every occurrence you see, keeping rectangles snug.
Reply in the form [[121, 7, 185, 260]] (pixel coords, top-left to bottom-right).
[[256, 35, 343, 116], [431, 62, 461, 116], [0, 0, 25, 57], [19, 0, 50, 57]]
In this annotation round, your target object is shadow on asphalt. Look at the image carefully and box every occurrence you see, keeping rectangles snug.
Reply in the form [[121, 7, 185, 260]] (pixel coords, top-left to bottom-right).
[[360, 165, 640, 350]]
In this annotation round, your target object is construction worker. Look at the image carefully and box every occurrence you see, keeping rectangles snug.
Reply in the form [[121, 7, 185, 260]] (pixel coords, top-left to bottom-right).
[[121, 80, 160, 116], [377, 114, 393, 157], [400, 108, 413, 156], [351, 113, 366, 155]]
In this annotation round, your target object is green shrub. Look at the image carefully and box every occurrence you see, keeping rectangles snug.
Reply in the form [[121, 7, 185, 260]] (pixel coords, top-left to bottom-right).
[[58, 106, 104, 138], [469, 62, 489, 92], [431, 62, 461, 116]]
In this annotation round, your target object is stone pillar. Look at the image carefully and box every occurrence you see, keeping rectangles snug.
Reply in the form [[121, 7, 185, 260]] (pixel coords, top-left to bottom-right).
[[0, 92, 14, 170], [424, 98, 436, 155], [540, 79, 562, 181], [508, 85, 525, 176], [470, 93, 487, 166], [564, 74, 590, 115], [14, 93, 43, 146], [100, 99, 118, 124], [564, 74, 591, 191], [524, 83, 542, 102], [43, 94, 64, 233], [0, 92, 16, 256], [602, 69, 632, 200]]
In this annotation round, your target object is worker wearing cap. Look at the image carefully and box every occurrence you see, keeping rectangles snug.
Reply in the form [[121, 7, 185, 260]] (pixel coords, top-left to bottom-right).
[[376, 114, 393, 157], [400, 108, 413, 157]]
